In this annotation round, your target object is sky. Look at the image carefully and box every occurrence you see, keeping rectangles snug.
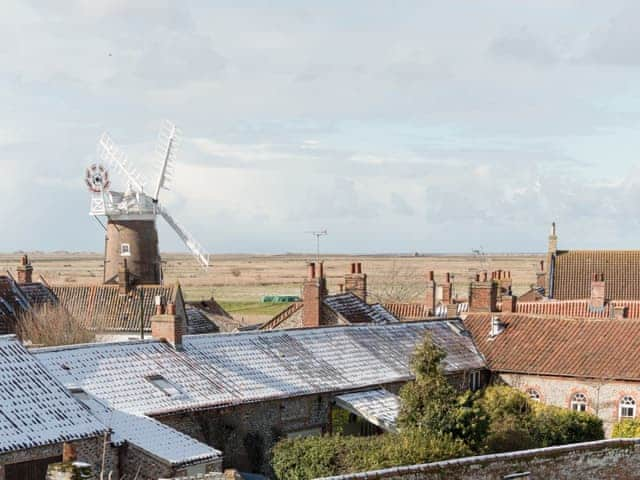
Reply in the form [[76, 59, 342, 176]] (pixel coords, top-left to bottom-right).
[[3, 1, 640, 254]]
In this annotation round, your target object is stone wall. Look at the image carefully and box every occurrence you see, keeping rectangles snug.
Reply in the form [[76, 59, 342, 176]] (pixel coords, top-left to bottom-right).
[[499, 372, 640, 435], [316, 439, 640, 480]]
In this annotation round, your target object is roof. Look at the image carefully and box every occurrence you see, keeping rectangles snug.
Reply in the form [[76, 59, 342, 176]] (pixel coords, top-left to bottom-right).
[[34, 321, 485, 417], [335, 389, 400, 433], [19, 282, 58, 306], [51, 284, 215, 334], [383, 303, 431, 320], [0, 335, 104, 453], [74, 393, 221, 466], [464, 313, 640, 381], [261, 293, 399, 330], [552, 250, 640, 300], [516, 299, 640, 318], [323, 293, 398, 325]]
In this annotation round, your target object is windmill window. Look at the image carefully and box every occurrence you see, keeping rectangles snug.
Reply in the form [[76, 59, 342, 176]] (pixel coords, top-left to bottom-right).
[[146, 375, 181, 396], [620, 396, 636, 419], [571, 393, 587, 412], [120, 243, 131, 256]]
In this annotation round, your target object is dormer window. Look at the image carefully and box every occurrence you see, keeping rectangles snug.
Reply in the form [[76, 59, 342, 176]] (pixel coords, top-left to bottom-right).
[[120, 243, 131, 256], [146, 375, 180, 397]]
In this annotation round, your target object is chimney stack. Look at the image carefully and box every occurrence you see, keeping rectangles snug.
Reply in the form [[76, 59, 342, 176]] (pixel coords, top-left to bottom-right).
[[16, 254, 33, 284], [344, 262, 367, 302], [490, 316, 506, 337], [590, 273, 605, 309], [151, 300, 183, 349], [303, 262, 327, 327], [469, 272, 498, 312], [118, 259, 131, 295], [425, 270, 436, 311]]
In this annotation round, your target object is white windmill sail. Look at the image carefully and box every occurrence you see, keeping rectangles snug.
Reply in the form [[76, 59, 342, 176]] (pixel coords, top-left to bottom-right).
[[153, 120, 179, 201], [157, 204, 210, 269], [98, 132, 147, 194]]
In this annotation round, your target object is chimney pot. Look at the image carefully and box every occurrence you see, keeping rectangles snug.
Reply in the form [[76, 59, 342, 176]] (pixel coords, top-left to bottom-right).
[[167, 302, 176, 315], [445, 272, 451, 283], [351, 263, 356, 274], [475, 273, 480, 282], [318, 261, 324, 279], [540, 260, 544, 271], [356, 262, 362, 274], [308, 262, 316, 279], [483, 272, 488, 282], [428, 270, 435, 282]]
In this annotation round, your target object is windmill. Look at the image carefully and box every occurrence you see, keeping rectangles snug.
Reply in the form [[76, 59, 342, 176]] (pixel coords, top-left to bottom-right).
[[86, 120, 210, 285]]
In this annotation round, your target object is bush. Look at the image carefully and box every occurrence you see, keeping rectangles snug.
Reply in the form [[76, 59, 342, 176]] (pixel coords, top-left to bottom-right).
[[271, 432, 469, 480], [612, 419, 640, 438], [530, 404, 603, 447], [17, 303, 95, 346]]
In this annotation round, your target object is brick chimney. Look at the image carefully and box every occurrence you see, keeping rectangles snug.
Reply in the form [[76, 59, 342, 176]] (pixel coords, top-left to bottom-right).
[[16, 254, 33, 284], [344, 262, 367, 302], [151, 299, 183, 349], [440, 272, 453, 304], [501, 295, 516, 313], [469, 272, 498, 312], [493, 270, 512, 296], [536, 260, 546, 290], [303, 262, 327, 327], [118, 259, 131, 295], [590, 273, 605, 309], [425, 270, 436, 310]]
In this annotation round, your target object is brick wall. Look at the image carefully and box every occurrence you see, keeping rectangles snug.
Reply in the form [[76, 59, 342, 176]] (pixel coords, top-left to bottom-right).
[[498, 372, 640, 436], [315, 439, 640, 480]]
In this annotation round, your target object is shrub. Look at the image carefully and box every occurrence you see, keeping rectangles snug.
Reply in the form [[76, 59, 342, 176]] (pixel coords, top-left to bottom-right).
[[530, 404, 603, 447], [612, 419, 640, 438], [271, 432, 469, 480], [17, 303, 95, 346]]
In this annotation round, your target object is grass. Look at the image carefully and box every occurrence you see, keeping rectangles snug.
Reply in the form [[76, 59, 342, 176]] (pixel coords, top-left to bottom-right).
[[219, 301, 294, 316]]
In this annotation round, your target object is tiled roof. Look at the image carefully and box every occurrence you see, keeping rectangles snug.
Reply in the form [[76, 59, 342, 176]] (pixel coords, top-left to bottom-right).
[[552, 250, 640, 300], [75, 394, 221, 466], [0, 335, 103, 453], [335, 389, 400, 433], [35, 321, 485, 417], [324, 293, 398, 324], [51, 284, 215, 334], [515, 300, 640, 318], [464, 313, 640, 381], [384, 303, 431, 320]]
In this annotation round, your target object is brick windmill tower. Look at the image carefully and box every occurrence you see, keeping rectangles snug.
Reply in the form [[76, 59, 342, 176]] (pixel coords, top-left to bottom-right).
[[86, 121, 209, 285]]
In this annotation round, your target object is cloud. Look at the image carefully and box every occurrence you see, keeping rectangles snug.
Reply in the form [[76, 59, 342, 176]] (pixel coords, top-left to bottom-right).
[[489, 27, 558, 66]]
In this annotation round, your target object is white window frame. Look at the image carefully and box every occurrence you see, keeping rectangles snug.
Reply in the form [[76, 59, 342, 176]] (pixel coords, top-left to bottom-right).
[[469, 371, 481, 391], [620, 396, 636, 419], [526, 389, 541, 402], [120, 243, 131, 256], [571, 393, 587, 412]]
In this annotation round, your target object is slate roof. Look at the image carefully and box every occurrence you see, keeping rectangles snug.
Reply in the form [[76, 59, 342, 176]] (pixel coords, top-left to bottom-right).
[[335, 389, 400, 433], [0, 276, 46, 334], [0, 335, 104, 453], [552, 250, 640, 300], [261, 293, 399, 330], [35, 321, 485, 417], [324, 293, 398, 324], [19, 282, 58, 306], [464, 313, 640, 381], [51, 284, 216, 334]]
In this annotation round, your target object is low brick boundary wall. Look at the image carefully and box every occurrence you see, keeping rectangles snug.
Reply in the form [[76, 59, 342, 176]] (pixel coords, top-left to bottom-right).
[[317, 438, 640, 480]]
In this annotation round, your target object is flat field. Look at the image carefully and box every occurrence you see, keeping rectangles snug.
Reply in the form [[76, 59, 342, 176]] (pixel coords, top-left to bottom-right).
[[1, 252, 543, 309]]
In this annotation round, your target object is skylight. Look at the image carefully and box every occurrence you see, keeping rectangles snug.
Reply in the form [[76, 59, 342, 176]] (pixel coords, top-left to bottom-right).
[[146, 375, 181, 397]]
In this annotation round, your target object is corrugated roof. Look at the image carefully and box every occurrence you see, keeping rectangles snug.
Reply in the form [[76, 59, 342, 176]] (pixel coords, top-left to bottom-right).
[[335, 389, 400, 432], [552, 250, 640, 300], [75, 394, 221, 466], [0, 335, 104, 453], [464, 313, 640, 381], [35, 321, 485, 417]]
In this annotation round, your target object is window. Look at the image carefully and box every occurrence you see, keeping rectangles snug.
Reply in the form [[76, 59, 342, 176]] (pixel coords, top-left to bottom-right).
[[526, 389, 541, 402], [469, 371, 481, 391], [620, 396, 636, 419], [69, 387, 90, 402], [571, 393, 587, 412], [146, 375, 181, 397], [120, 243, 131, 256]]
